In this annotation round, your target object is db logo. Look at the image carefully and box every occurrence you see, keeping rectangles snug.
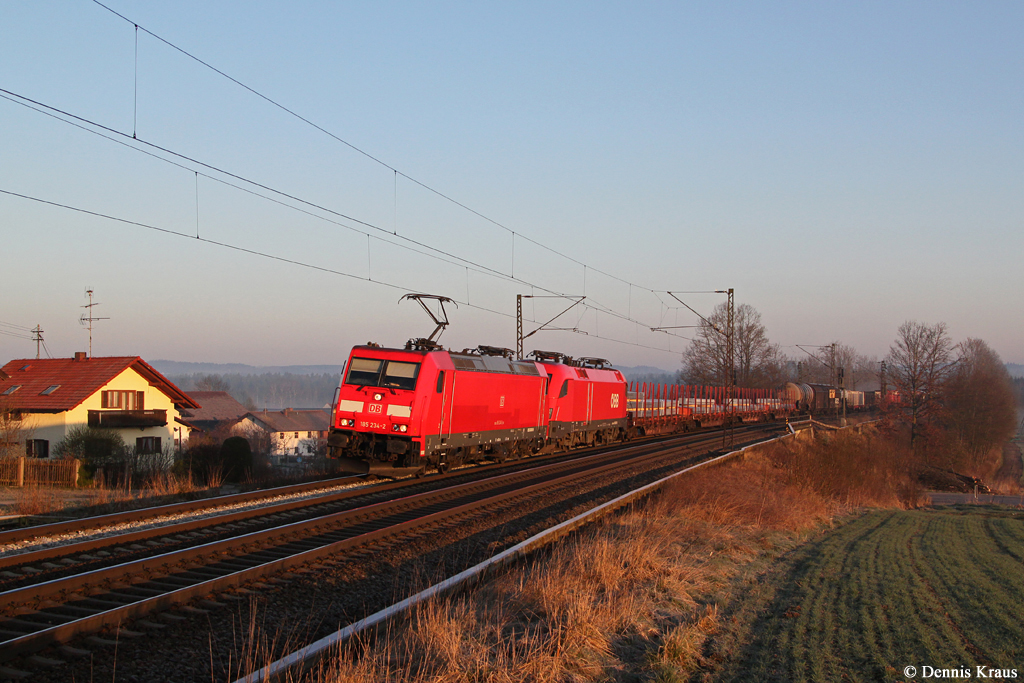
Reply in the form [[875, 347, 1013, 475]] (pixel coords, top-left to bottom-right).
[[611, 394, 620, 408], [368, 404, 383, 414]]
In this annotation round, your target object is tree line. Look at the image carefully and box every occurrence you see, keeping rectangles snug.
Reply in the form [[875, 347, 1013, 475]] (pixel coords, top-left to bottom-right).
[[169, 373, 340, 410], [679, 302, 1020, 479]]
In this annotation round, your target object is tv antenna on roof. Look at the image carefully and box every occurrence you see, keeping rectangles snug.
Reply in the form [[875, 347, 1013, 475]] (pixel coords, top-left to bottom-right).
[[79, 288, 109, 358]]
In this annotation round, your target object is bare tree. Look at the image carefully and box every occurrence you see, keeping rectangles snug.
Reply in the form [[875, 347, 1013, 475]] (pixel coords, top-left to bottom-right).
[[795, 343, 880, 391], [0, 398, 32, 459], [680, 303, 784, 388], [195, 374, 231, 392], [941, 338, 1018, 474], [886, 320, 955, 449]]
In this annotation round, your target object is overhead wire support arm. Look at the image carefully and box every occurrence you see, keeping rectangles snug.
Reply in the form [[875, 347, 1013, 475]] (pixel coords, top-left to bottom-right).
[[666, 291, 727, 337], [516, 295, 585, 360]]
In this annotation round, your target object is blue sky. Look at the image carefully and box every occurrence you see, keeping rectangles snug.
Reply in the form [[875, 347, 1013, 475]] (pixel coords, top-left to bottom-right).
[[2, 1, 1021, 369]]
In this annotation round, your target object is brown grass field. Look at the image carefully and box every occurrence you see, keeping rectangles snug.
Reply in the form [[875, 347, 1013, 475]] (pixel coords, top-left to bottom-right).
[[264, 428, 1003, 683]]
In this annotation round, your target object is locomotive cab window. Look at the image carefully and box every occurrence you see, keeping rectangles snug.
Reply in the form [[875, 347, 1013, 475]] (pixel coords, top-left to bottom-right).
[[558, 379, 569, 398], [436, 371, 445, 393], [346, 358, 383, 386], [345, 358, 420, 390], [383, 361, 419, 390]]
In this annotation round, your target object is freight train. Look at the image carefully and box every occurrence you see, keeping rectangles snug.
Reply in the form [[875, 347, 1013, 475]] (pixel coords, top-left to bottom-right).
[[326, 338, 802, 477]]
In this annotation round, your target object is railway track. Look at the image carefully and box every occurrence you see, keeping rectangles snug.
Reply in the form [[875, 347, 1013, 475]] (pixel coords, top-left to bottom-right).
[[0, 423, 782, 671], [0, 423, 776, 587]]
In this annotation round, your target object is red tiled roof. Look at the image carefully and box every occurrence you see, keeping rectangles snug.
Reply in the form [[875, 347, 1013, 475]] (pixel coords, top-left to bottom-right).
[[0, 356, 200, 412], [186, 391, 249, 422]]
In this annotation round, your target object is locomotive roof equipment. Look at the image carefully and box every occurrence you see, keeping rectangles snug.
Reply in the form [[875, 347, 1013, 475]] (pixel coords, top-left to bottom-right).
[[401, 293, 456, 351]]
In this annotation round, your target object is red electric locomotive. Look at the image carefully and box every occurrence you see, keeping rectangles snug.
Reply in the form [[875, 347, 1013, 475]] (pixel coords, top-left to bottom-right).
[[328, 343, 549, 476], [533, 351, 629, 449]]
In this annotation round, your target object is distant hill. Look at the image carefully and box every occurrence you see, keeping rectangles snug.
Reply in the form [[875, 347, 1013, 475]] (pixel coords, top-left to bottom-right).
[[1007, 363, 1024, 379], [151, 360, 345, 377], [615, 365, 678, 384]]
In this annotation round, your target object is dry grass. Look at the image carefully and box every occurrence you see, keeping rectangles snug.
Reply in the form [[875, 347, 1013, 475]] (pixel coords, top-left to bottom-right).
[[310, 434, 911, 683], [8, 486, 66, 516], [1, 470, 218, 518], [223, 429, 922, 683]]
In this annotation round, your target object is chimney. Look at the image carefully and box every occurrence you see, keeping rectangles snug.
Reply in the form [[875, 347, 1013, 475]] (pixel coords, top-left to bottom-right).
[[74, 352, 88, 362], [283, 408, 293, 416]]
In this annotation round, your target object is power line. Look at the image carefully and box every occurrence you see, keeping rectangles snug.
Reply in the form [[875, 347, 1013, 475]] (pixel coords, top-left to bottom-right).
[[88, 0, 654, 292], [0, 187, 679, 356], [0, 85, 683, 342]]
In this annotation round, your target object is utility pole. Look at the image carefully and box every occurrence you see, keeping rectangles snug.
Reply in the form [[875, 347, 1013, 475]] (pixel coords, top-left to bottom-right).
[[725, 288, 735, 448], [879, 360, 887, 404], [663, 288, 734, 448], [838, 366, 846, 426], [32, 325, 43, 359], [79, 288, 109, 358], [515, 294, 585, 360], [831, 342, 838, 423], [516, 294, 523, 360]]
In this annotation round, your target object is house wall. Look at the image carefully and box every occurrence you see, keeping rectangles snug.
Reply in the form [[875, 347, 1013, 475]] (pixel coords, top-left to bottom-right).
[[23, 367, 190, 456], [234, 417, 325, 457]]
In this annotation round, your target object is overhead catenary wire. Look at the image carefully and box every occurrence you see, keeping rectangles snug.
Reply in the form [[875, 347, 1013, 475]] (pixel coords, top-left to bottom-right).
[[0, 187, 678, 355], [3, 1, 722, 356], [0, 86, 678, 340], [88, 0, 657, 293]]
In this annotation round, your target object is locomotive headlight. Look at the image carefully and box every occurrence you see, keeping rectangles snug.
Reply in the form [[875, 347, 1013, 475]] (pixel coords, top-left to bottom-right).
[[374, 393, 383, 401], [399, 424, 408, 433]]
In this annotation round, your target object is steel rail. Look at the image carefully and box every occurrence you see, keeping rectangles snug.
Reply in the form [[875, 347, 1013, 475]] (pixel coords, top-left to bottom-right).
[[0, 475, 366, 545], [0, 431, 738, 661], [240, 430, 796, 683], [0, 424, 776, 579]]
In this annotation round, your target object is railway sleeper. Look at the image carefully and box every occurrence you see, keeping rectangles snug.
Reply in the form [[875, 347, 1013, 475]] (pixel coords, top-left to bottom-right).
[[72, 597, 133, 611], [29, 654, 66, 668], [134, 619, 167, 630], [59, 645, 91, 658], [0, 664, 31, 679], [47, 605, 98, 619]]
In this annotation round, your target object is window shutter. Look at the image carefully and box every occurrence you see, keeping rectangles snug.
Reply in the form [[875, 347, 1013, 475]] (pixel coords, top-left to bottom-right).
[[137, 391, 145, 410], [101, 391, 109, 408]]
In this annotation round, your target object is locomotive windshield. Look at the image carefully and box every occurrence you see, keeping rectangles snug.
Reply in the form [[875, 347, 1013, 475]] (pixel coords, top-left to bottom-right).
[[345, 358, 421, 390]]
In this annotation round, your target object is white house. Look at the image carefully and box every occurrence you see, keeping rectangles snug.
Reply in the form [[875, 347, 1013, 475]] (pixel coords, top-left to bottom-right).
[[0, 353, 200, 457], [235, 408, 330, 459]]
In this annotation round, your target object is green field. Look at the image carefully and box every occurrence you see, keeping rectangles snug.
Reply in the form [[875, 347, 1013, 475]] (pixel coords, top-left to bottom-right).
[[708, 506, 1024, 682]]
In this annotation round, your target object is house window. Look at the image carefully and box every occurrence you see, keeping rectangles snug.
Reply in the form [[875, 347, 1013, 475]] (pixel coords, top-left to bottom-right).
[[25, 439, 49, 458], [2, 385, 21, 396], [41, 385, 60, 395], [136, 437, 162, 454], [294, 432, 299, 439], [102, 390, 145, 410]]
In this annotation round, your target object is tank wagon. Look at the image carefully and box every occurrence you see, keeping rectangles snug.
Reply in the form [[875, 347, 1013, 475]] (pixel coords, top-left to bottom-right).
[[783, 382, 874, 415]]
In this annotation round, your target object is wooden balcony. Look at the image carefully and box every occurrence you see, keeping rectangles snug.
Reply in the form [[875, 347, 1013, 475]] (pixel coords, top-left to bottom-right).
[[88, 409, 167, 429]]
